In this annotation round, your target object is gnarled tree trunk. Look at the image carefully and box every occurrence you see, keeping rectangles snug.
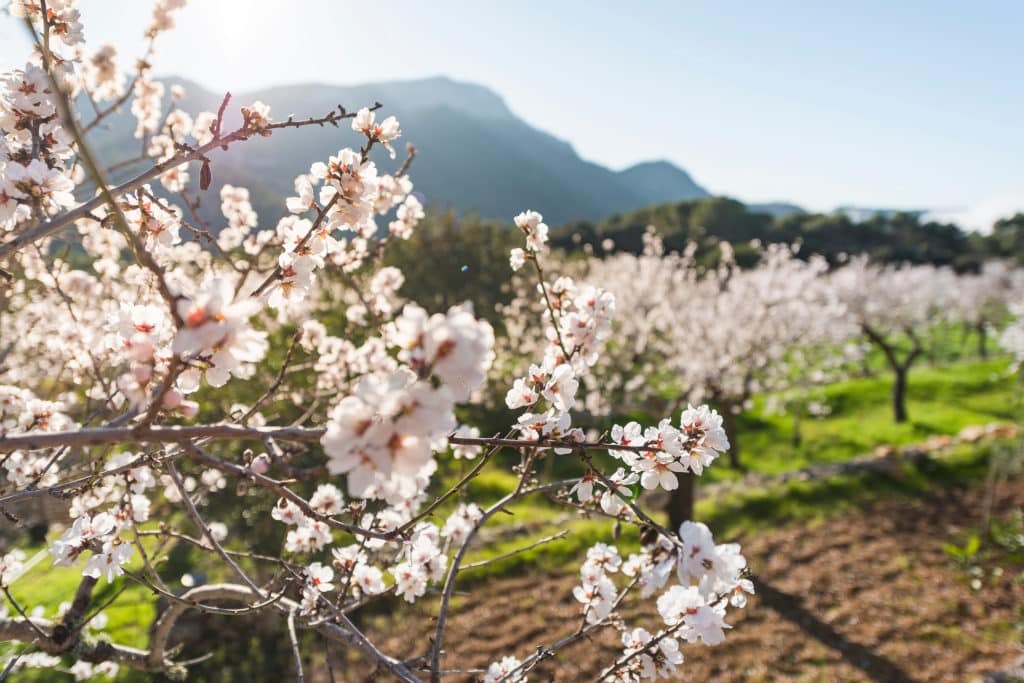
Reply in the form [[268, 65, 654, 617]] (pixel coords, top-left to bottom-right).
[[666, 472, 697, 531], [722, 406, 741, 468], [892, 365, 909, 423]]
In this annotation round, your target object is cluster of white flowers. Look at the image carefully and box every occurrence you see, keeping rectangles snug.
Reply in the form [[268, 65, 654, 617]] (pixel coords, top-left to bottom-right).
[[316, 298, 494, 501], [1, 62, 76, 231], [611, 627, 684, 681], [440, 502, 483, 545], [301, 321, 397, 396], [483, 655, 525, 683], [50, 512, 133, 583], [148, 0, 187, 37], [352, 106, 402, 158], [173, 276, 269, 390], [389, 302, 496, 401], [68, 660, 119, 680], [390, 523, 447, 602], [67, 451, 157, 531], [0, 549, 26, 587], [502, 220, 619, 458], [270, 491, 333, 554], [11, 1, 85, 47], [509, 209, 549, 270], [321, 367, 456, 501], [576, 522, 753, 681], [604, 404, 730, 493], [118, 187, 183, 254], [217, 184, 258, 250], [451, 424, 483, 460], [270, 113, 419, 310], [131, 76, 165, 139], [1, 385, 76, 488], [80, 44, 124, 100]]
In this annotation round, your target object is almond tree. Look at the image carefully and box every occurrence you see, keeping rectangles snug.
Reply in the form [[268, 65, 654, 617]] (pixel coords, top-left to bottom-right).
[[0, 2, 752, 680], [831, 256, 956, 423], [953, 261, 1024, 358]]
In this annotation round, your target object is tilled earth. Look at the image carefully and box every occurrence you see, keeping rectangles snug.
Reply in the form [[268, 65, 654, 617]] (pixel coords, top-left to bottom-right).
[[337, 476, 1024, 682]]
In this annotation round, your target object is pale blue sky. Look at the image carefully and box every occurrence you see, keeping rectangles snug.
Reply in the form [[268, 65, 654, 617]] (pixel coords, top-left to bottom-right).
[[2, 0, 1022, 221]]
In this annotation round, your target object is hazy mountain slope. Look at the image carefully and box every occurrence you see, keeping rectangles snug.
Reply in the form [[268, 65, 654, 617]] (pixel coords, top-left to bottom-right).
[[84, 75, 712, 226], [616, 160, 710, 206]]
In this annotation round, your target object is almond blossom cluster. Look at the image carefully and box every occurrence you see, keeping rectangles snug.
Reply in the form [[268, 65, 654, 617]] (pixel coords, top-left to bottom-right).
[[502, 219, 616, 450], [270, 117, 421, 311], [173, 276, 269, 390], [320, 302, 494, 502], [603, 403, 730, 494], [1, 385, 75, 488], [574, 522, 753, 682]]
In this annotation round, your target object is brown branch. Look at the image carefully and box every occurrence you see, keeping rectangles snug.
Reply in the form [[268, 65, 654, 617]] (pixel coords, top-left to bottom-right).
[[0, 424, 659, 456]]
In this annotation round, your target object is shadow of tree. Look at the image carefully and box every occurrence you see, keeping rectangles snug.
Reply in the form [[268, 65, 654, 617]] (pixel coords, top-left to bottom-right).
[[752, 575, 918, 683]]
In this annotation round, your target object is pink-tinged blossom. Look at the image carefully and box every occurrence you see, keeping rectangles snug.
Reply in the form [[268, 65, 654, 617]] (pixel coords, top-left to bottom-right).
[[483, 656, 524, 683], [656, 584, 731, 645], [82, 541, 133, 583], [173, 277, 269, 389], [389, 303, 495, 401]]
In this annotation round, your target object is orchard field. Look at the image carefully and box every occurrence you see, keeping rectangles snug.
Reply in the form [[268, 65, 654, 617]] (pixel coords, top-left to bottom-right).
[[2, 2, 1024, 683]]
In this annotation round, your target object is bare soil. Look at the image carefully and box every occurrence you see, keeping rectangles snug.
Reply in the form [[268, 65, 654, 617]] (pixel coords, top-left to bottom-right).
[[336, 475, 1024, 682]]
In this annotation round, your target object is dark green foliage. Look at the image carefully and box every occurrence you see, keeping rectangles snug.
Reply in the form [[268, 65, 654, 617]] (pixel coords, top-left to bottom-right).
[[384, 210, 520, 328], [551, 197, 1012, 270]]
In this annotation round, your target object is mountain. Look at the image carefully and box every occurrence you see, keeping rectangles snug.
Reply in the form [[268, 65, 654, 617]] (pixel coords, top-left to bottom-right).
[[86, 76, 711, 227], [615, 160, 709, 207]]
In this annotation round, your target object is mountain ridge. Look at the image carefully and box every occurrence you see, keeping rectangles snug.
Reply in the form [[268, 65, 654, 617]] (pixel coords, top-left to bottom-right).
[[88, 75, 717, 226]]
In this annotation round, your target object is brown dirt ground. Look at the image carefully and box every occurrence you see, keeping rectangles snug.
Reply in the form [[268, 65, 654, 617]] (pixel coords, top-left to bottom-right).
[[331, 476, 1024, 682]]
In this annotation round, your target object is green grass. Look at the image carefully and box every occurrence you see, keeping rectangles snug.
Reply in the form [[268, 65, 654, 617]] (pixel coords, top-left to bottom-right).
[[5, 547, 157, 651], [716, 357, 1021, 481], [701, 442, 997, 539]]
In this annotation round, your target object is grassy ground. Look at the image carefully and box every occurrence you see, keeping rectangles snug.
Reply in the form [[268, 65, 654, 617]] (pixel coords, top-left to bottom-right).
[[720, 356, 1020, 480], [4, 542, 159, 650], [3, 356, 1020, 679]]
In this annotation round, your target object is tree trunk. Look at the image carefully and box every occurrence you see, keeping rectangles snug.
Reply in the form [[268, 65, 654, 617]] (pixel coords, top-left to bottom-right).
[[722, 407, 741, 468], [666, 472, 697, 532], [892, 365, 909, 423], [977, 322, 988, 358], [791, 407, 802, 448]]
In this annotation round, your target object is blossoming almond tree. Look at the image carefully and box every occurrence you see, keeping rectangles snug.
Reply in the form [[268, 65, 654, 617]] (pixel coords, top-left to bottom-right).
[[0, 2, 753, 680], [952, 262, 1024, 359], [830, 256, 957, 423]]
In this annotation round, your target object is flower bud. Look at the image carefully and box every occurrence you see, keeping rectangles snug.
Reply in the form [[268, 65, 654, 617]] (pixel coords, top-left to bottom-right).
[[162, 388, 182, 409], [251, 452, 270, 474]]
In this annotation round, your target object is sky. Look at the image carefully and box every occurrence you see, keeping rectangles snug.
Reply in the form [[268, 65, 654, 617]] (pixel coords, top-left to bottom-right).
[[2, 0, 1022, 224]]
